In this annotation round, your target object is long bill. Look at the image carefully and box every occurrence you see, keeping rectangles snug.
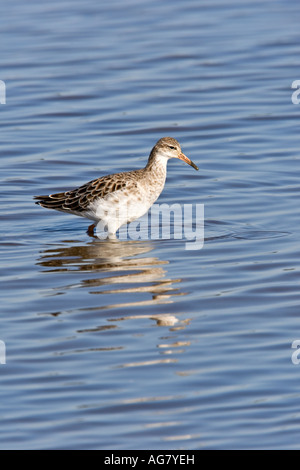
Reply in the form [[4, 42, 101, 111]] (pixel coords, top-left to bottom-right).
[[178, 153, 199, 171]]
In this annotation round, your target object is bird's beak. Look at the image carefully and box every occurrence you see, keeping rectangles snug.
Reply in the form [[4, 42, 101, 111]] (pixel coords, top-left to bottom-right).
[[178, 153, 199, 171]]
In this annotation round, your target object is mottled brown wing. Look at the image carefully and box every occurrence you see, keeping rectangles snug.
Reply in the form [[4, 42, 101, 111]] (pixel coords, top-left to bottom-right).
[[34, 171, 140, 214]]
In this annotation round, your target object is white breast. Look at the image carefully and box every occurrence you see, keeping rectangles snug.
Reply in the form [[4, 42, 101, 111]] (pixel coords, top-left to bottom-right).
[[92, 186, 156, 234]]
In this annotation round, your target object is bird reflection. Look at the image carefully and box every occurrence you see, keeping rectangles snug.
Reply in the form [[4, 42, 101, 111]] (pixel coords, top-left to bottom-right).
[[36, 238, 187, 324], [36, 238, 193, 367]]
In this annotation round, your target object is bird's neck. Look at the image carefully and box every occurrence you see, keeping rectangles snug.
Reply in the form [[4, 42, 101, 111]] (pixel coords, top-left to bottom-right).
[[145, 151, 168, 180], [142, 152, 168, 204]]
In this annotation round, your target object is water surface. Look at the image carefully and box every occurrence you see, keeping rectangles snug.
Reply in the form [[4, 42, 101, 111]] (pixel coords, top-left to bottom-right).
[[1, 0, 300, 450]]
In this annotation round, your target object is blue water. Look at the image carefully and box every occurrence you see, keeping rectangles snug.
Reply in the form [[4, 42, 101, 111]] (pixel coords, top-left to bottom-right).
[[1, 0, 300, 449]]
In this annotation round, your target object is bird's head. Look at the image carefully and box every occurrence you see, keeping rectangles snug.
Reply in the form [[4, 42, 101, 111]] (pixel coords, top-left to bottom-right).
[[149, 137, 199, 171]]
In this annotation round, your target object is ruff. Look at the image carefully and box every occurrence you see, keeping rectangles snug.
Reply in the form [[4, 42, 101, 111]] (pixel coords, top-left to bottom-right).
[[35, 137, 199, 236]]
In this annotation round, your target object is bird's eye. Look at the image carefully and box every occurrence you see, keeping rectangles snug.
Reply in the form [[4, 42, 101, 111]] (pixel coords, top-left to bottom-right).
[[168, 146, 176, 150]]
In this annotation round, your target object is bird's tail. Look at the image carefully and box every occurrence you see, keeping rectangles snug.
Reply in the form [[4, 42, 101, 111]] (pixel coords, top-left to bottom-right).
[[34, 193, 69, 212]]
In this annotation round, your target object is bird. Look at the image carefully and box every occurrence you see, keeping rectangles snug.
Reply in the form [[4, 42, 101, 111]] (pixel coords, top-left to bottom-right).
[[34, 137, 199, 237]]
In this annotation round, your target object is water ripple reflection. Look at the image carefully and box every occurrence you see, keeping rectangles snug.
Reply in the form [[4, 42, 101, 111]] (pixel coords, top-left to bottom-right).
[[2, 0, 300, 450], [36, 239, 187, 320]]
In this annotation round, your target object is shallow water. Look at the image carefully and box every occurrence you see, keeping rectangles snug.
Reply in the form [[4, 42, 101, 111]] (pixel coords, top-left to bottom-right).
[[1, 0, 300, 450]]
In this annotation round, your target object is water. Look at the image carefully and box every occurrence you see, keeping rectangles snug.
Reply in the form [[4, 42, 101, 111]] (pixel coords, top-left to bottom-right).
[[1, 0, 300, 450]]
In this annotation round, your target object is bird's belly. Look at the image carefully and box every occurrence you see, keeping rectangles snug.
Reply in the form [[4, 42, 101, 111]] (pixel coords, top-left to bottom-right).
[[93, 190, 154, 233]]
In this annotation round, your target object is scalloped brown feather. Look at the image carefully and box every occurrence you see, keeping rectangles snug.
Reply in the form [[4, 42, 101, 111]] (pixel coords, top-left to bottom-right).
[[34, 170, 142, 214]]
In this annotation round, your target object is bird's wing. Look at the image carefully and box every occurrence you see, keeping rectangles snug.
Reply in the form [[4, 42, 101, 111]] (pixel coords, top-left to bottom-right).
[[34, 171, 141, 214]]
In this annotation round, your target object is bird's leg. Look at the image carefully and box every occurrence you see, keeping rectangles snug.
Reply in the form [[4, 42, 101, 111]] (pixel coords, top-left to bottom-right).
[[87, 224, 96, 236]]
